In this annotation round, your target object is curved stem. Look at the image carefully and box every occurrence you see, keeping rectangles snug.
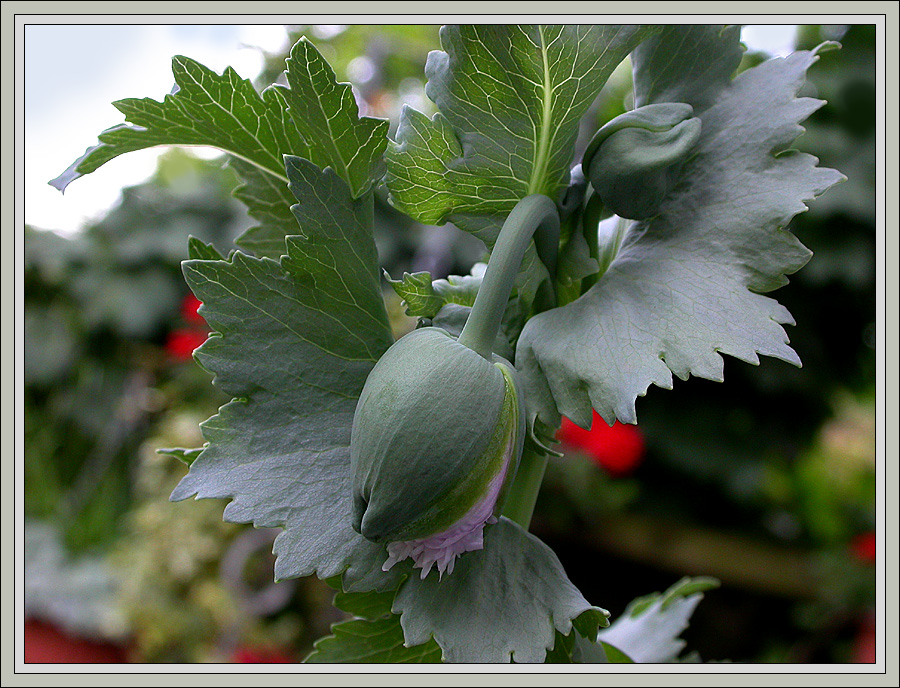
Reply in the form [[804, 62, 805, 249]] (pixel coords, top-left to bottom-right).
[[500, 443, 550, 529], [457, 194, 560, 359]]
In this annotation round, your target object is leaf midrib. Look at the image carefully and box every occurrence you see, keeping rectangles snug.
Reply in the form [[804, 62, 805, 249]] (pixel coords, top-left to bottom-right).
[[527, 26, 554, 196]]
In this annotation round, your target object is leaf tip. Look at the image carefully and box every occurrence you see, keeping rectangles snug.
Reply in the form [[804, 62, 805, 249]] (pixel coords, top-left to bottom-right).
[[812, 40, 842, 56]]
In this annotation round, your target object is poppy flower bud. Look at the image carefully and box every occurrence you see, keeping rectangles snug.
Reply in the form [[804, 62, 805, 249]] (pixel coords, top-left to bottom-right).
[[350, 326, 525, 579], [583, 102, 701, 220]]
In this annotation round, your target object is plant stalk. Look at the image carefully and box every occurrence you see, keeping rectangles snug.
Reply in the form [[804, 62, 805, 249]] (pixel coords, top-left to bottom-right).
[[500, 443, 550, 529], [457, 194, 560, 359]]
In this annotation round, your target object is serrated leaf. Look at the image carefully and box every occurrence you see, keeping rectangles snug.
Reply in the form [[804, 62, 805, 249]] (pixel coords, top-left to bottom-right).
[[186, 236, 224, 261], [581, 576, 719, 664], [516, 26, 846, 429], [387, 266, 520, 360], [281, 38, 387, 198], [305, 615, 442, 664], [392, 517, 608, 663], [50, 55, 301, 193], [169, 161, 398, 591], [386, 271, 452, 318], [229, 158, 301, 258], [52, 39, 387, 258], [386, 25, 657, 305]]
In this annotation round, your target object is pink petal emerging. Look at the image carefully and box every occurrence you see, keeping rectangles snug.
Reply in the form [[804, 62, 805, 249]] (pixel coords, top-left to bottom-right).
[[382, 440, 515, 580]]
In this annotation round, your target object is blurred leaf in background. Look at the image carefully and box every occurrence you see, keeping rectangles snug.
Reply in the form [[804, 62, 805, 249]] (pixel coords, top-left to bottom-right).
[[24, 150, 249, 649]]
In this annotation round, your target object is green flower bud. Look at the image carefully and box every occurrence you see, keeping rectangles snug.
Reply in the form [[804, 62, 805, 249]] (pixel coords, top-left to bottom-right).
[[583, 102, 701, 220], [350, 326, 525, 578]]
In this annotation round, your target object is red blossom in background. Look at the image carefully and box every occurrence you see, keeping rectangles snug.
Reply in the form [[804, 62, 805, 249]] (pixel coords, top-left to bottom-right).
[[847, 532, 876, 663], [231, 646, 295, 663], [557, 410, 645, 477], [180, 293, 205, 324], [850, 531, 876, 565], [165, 328, 208, 361], [166, 294, 209, 361], [851, 611, 876, 664]]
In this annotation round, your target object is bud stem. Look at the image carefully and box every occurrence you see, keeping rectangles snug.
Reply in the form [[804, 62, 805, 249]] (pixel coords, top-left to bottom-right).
[[458, 195, 561, 359], [499, 443, 549, 529]]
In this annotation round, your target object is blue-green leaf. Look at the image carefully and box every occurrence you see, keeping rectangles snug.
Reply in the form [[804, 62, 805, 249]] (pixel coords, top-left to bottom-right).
[[393, 518, 608, 663], [169, 160, 397, 591], [517, 27, 846, 429]]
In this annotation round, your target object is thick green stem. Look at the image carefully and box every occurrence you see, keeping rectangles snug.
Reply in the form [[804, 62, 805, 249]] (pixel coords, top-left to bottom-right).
[[457, 194, 560, 359], [500, 443, 550, 529]]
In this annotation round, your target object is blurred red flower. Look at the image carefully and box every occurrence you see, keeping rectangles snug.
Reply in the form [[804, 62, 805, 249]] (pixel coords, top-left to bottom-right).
[[165, 328, 208, 361], [557, 410, 645, 477], [851, 611, 876, 663], [24, 619, 127, 663], [850, 531, 876, 565], [232, 646, 295, 663], [181, 293, 205, 324]]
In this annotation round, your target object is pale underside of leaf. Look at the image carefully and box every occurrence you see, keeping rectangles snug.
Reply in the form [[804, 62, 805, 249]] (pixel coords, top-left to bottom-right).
[[517, 26, 846, 429], [582, 576, 719, 663]]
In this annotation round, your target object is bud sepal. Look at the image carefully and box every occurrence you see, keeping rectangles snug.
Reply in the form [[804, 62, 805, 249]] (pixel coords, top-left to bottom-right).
[[583, 102, 701, 220]]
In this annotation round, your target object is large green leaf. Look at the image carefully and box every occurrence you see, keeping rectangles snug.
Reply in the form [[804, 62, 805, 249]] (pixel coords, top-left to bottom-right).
[[280, 38, 387, 199], [51, 39, 387, 258], [516, 26, 846, 429], [169, 158, 397, 591], [393, 517, 608, 663], [307, 519, 607, 663], [386, 25, 656, 303]]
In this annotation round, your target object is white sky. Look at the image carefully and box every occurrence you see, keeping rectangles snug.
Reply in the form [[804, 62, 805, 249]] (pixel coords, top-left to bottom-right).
[[24, 24, 289, 235], [23, 24, 796, 235]]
